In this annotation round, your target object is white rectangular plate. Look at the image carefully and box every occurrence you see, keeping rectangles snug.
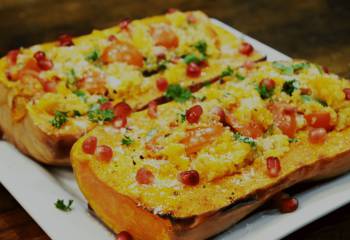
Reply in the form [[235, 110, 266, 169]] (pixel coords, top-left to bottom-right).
[[1, 19, 350, 240]]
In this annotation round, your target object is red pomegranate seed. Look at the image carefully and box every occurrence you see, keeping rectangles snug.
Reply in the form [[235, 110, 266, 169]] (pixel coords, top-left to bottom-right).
[[37, 59, 53, 71], [243, 60, 255, 70], [112, 117, 127, 129], [198, 60, 208, 68], [167, 8, 178, 14], [259, 78, 275, 91], [322, 66, 330, 74], [156, 77, 168, 92], [179, 170, 200, 186], [119, 19, 131, 30], [309, 128, 327, 144], [34, 51, 46, 61], [96, 145, 113, 163], [147, 100, 158, 118], [186, 62, 201, 78], [279, 197, 299, 213], [100, 101, 113, 111], [343, 88, 350, 100], [108, 35, 117, 41], [300, 87, 312, 95], [136, 168, 154, 185], [186, 105, 203, 124], [7, 49, 20, 65], [82, 136, 98, 154], [156, 53, 166, 61], [58, 34, 74, 47], [114, 102, 132, 118], [239, 42, 254, 56], [116, 231, 133, 240], [266, 156, 281, 178], [211, 106, 225, 122], [43, 81, 57, 92]]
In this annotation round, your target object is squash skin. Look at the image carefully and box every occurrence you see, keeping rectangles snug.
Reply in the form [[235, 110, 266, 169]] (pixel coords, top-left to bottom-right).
[[71, 126, 350, 239]]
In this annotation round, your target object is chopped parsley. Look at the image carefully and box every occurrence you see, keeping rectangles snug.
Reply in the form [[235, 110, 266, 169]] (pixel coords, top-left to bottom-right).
[[55, 199, 73, 212], [317, 99, 328, 107], [180, 113, 186, 123], [221, 66, 234, 78], [193, 40, 208, 56], [301, 95, 328, 106], [165, 84, 192, 103], [50, 111, 68, 128], [282, 79, 299, 96], [235, 73, 245, 81], [73, 110, 81, 117], [257, 85, 274, 99], [88, 109, 115, 122], [233, 133, 256, 148], [288, 138, 299, 143], [66, 69, 77, 88], [86, 50, 100, 62], [97, 96, 109, 104], [183, 54, 201, 64], [121, 135, 133, 146], [73, 90, 86, 100], [272, 61, 310, 75]]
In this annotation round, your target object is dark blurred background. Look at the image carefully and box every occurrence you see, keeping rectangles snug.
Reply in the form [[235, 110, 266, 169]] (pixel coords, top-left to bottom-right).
[[0, 0, 350, 239]]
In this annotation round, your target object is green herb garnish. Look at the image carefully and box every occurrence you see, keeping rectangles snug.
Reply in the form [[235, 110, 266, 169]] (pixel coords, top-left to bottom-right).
[[183, 54, 201, 64], [165, 84, 192, 103], [282, 79, 299, 96], [55, 199, 73, 212], [272, 61, 310, 75], [288, 138, 299, 143], [66, 69, 77, 88], [235, 73, 245, 81], [257, 85, 274, 99], [88, 109, 115, 122], [121, 135, 133, 146], [180, 113, 186, 123], [86, 50, 100, 62], [50, 111, 68, 128], [220, 66, 233, 78], [193, 40, 208, 56], [73, 110, 81, 117], [97, 97, 109, 104], [234, 133, 256, 148]]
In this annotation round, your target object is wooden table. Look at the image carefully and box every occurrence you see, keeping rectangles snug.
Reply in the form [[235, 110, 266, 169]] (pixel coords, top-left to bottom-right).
[[0, 0, 350, 239]]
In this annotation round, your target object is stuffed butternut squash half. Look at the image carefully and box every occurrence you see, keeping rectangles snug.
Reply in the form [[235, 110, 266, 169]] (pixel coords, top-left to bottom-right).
[[0, 10, 263, 165], [71, 60, 350, 239]]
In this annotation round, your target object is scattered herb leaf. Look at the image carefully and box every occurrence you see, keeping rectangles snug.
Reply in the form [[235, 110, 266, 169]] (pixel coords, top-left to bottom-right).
[[73, 110, 81, 117], [86, 50, 100, 62], [233, 133, 256, 148], [317, 99, 328, 107], [66, 69, 77, 88], [193, 40, 207, 56], [235, 73, 245, 81], [220, 66, 233, 78], [180, 113, 186, 123], [55, 199, 73, 212], [272, 62, 294, 75], [257, 85, 274, 99], [98, 96, 109, 104], [282, 79, 299, 96], [288, 138, 299, 143], [183, 54, 201, 64], [165, 84, 192, 103], [121, 135, 133, 146], [88, 109, 115, 122], [50, 111, 68, 128]]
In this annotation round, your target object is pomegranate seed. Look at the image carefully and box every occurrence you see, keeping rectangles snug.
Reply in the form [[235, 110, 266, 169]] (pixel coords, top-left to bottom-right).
[[96, 145, 113, 163], [167, 8, 178, 14], [343, 88, 350, 100], [43, 81, 57, 92], [198, 60, 208, 68], [309, 128, 327, 144], [300, 87, 312, 95], [58, 34, 74, 46], [82, 136, 98, 154], [243, 60, 255, 70], [136, 168, 154, 185], [37, 59, 53, 71], [211, 106, 225, 122], [116, 231, 133, 240], [322, 66, 330, 74], [156, 53, 166, 61], [114, 102, 132, 119], [259, 78, 275, 91], [100, 102, 113, 110], [266, 156, 281, 178], [186, 62, 201, 78], [112, 117, 127, 129], [156, 77, 168, 92], [7, 49, 20, 65], [34, 51, 46, 61], [108, 35, 117, 41], [147, 100, 158, 118], [119, 19, 131, 30], [186, 105, 203, 124], [239, 42, 254, 56], [279, 197, 299, 213], [179, 170, 200, 186]]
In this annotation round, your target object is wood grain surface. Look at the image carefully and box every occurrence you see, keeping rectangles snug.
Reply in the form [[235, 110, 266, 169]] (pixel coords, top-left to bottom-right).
[[0, 0, 350, 239]]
